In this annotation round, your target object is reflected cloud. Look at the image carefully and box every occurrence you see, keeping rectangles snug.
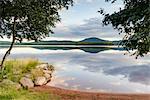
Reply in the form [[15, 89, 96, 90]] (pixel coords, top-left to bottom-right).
[[105, 65, 150, 85], [0, 47, 150, 93], [70, 52, 150, 85], [47, 75, 75, 88]]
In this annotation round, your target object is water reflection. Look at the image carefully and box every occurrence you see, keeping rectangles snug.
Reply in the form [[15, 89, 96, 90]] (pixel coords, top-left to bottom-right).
[[108, 65, 150, 85], [33, 46, 124, 53], [0, 47, 150, 93]]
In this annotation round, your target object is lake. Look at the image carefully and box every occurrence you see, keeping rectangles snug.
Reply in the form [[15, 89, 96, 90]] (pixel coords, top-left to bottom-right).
[[0, 46, 150, 93]]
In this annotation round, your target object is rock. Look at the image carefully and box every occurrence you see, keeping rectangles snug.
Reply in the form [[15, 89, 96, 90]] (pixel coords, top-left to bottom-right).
[[44, 73, 51, 79], [46, 77, 51, 83], [24, 74, 31, 78], [36, 63, 49, 69], [43, 70, 52, 74], [47, 65, 54, 71], [31, 68, 44, 78], [15, 83, 22, 90], [20, 77, 34, 88], [34, 77, 47, 86], [1, 79, 22, 90], [44, 73, 52, 83]]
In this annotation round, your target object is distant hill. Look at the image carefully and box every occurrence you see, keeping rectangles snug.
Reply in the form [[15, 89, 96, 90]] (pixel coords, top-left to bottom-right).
[[80, 37, 106, 43], [77, 37, 114, 45]]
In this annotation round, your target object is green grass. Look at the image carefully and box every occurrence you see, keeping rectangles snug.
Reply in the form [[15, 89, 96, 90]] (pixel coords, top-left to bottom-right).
[[0, 59, 60, 100], [0, 81, 60, 100], [0, 59, 40, 82]]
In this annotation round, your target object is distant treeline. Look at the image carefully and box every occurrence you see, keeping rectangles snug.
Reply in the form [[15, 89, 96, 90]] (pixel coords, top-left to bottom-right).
[[0, 37, 120, 45], [17, 41, 115, 45]]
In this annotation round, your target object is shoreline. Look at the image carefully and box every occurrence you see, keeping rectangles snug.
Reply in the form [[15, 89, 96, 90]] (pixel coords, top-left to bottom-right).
[[0, 44, 119, 48], [31, 86, 150, 100]]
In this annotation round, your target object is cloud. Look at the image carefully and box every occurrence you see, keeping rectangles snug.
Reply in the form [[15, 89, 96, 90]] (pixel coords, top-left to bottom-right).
[[51, 17, 124, 41]]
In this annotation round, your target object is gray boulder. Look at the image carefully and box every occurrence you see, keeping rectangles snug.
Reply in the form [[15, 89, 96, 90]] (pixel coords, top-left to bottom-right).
[[34, 77, 47, 86], [20, 77, 34, 88], [43, 70, 52, 74], [36, 63, 49, 69], [44, 73, 51, 79], [24, 73, 31, 78]]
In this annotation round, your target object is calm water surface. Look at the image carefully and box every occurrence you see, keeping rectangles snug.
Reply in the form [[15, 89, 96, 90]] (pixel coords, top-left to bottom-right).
[[0, 46, 150, 93]]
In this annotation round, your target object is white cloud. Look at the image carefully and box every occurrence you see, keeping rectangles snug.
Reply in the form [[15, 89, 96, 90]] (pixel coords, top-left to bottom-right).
[[47, 17, 124, 41]]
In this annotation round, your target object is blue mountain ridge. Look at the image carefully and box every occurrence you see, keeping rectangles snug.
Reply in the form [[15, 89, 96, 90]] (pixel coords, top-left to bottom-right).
[[80, 37, 107, 43]]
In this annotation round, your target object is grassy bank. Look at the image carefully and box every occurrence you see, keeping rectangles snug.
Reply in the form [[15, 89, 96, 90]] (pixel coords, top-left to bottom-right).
[[0, 82, 59, 100], [0, 59, 39, 82], [0, 59, 59, 100]]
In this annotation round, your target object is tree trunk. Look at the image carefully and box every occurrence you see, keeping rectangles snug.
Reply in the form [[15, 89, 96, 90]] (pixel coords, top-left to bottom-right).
[[0, 18, 16, 70]]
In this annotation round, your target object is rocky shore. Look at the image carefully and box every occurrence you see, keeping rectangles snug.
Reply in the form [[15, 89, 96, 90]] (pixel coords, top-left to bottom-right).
[[1, 63, 54, 89], [19, 63, 54, 88]]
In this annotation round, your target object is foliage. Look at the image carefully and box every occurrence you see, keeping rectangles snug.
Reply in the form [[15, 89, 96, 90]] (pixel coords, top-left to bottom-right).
[[100, 0, 150, 57], [0, 0, 73, 68], [0, 0, 73, 41]]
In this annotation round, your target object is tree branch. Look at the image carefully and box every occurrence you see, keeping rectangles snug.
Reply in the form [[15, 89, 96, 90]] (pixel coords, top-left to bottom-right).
[[0, 18, 17, 70]]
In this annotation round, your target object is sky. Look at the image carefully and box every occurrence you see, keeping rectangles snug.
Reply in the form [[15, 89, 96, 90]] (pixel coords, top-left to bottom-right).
[[46, 0, 125, 41], [0, 0, 124, 41]]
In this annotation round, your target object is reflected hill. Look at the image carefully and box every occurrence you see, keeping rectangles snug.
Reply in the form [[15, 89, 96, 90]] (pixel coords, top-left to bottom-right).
[[33, 46, 124, 53], [0, 37, 122, 53]]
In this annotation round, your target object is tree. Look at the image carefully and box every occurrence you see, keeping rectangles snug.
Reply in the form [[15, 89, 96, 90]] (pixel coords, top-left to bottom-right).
[[99, 0, 150, 58], [0, 0, 73, 69]]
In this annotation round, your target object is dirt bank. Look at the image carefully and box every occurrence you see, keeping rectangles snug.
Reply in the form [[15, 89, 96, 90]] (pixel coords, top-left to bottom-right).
[[31, 86, 150, 100]]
